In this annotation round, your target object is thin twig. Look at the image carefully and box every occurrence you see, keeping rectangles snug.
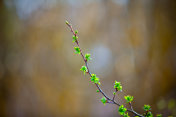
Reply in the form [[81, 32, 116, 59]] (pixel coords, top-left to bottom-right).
[[112, 88, 117, 101], [66, 22, 144, 117], [129, 102, 134, 111]]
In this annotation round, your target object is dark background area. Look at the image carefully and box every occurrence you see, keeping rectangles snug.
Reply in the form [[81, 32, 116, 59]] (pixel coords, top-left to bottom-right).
[[0, 0, 176, 117]]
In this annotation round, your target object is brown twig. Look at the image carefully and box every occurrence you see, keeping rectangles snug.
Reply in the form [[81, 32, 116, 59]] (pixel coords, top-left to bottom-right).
[[129, 102, 134, 111], [66, 21, 144, 117], [112, 88, 118, 101]]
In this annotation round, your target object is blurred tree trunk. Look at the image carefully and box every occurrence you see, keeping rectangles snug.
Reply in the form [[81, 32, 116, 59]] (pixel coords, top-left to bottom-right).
[[0, 0, 10, 116], [128, 0, 176, 112]]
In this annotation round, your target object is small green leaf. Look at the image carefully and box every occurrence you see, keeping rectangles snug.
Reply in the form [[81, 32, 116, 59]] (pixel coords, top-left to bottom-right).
[[113, 92, 116, 95], [118, 105, 127, 115], [156, 114, 162, 117], [72, 35, 78, 42], [91, 74, 96, 82], [145, 112, 153, 117], [123, 113, 130, 117], [91, 74, 100, 84], [75, 30, 78, 34], [97, 82, 101, 85], [65, 20, 69, 25], [114, 81, 121, 88], [94, 77, 100, 84], [74, 47, 80, 54], [118, 86, 122, 91], [80, 66, 87, 75], [114, 81, 122, 91], [101, 97, 107, 105], [96, 90, 100, 92], [124, 95, 133, 103], [143, 105, 151, 111], [85, 53, 91, 61]]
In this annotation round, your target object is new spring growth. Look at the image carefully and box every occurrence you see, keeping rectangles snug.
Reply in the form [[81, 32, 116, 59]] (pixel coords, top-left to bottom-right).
[[118, 105, 127, 115], [101, 97, 107, 105], [124, 113, 130, 117], [114, 81, 122, 92], [145, 111, 153, 117], [66, 21, 150, 117], [85, 53, 91, 61], [80, 66, 87, 75], [91, 74, 100, 85], [65, 20, 69, 25], [74, 47, 80, 54], [124, 95, 134, 103], [75, 30, 78, 34], [72, 35, 78, 42], [143, 105, 151, 111]]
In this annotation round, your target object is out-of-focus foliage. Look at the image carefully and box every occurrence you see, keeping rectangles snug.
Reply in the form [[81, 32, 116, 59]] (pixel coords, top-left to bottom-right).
[[157, 98, 176, 116], [0, 0, 176, 117]]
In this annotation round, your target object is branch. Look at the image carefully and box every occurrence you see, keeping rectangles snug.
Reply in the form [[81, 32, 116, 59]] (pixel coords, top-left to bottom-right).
[[66, 21, 144, 117]]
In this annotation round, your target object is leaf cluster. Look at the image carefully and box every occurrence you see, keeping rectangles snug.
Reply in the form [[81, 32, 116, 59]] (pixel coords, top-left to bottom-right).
[[124, 95, 133, 103], [101, 97, 107, 105], [143, 105, 151, 111], [74, 47, 80, 54], [91, 74, 100, 85], [66, 21, 165, 117], [114, 81, 122, 91], [118, 105, 127, 116], [80, 66, 87, 75], [85, 53, 91, 61]]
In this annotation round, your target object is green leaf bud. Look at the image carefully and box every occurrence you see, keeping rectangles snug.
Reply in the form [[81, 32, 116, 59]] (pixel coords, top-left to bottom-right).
[[143, 105, 151, 111], [85, 53, 91, 61], [97, 82, 101, 85], [72, 35, 78, 42], [74, 47, 80, 54], [124, 113, 130, 117], [118, 105, 127, 115], [145, 111, 153, 117], [91, 74, 100, 84], [101, 97, 107, 105], [75, 30, 78, 34], [80, 66, 87, 75], [114, 81, 122, 91], [124, 95, 133, 103], [65, 20, 69, 25]]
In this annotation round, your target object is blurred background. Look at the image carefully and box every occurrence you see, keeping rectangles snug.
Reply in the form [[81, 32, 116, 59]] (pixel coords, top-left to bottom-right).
[[0, 0, 176, 117]]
